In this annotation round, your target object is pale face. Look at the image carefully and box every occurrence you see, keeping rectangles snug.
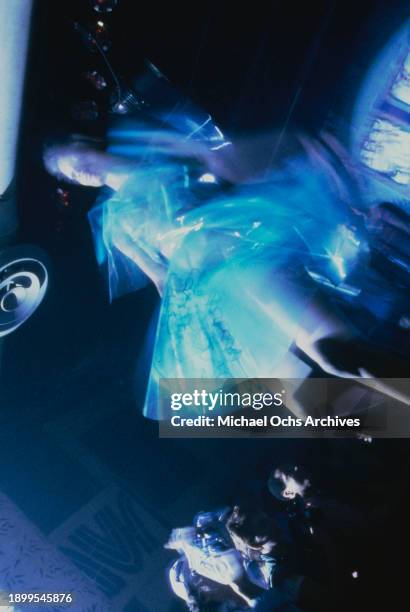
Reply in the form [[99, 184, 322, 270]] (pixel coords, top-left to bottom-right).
[[255, 538, 276, 555], [274, 469, 310, 500], [57, 153, 105, 187]]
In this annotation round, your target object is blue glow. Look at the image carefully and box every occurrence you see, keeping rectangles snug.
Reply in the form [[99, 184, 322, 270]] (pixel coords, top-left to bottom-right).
[[351, 21, 410, 205], [327, 224, 363, 281], [360, 119, 410, 186], [391, 51, 410, 105], [89, 134, 355, 418], [184, 115, 213, 140], [328, 252, 347, 280], [210, 140, 233, 151]]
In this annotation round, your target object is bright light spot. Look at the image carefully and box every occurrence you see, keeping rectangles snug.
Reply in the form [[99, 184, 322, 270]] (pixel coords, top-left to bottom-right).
[[213, 125, 224, 140], [210, 141, 233, 151], [352, 571, 359, 579], [361, 119, 410, 186], [329, 253, 346, 280], [198, 172, 217, 184], [113, 102, 127, 114]]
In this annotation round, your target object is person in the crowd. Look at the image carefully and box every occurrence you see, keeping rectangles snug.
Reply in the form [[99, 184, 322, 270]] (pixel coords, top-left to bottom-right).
[[268, 466, 312, 503], [166, 503, 308, 610]]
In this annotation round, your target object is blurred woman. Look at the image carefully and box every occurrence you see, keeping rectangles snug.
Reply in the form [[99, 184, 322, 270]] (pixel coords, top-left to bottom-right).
[[43, 128, 410, 418]]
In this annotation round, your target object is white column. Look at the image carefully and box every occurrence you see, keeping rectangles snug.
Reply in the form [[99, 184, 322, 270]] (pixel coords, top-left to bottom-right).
[[0, 0, 34, 238]]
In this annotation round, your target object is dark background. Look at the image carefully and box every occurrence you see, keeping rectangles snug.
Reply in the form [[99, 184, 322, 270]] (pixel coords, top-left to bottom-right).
[[0, 1, 409, 610]]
